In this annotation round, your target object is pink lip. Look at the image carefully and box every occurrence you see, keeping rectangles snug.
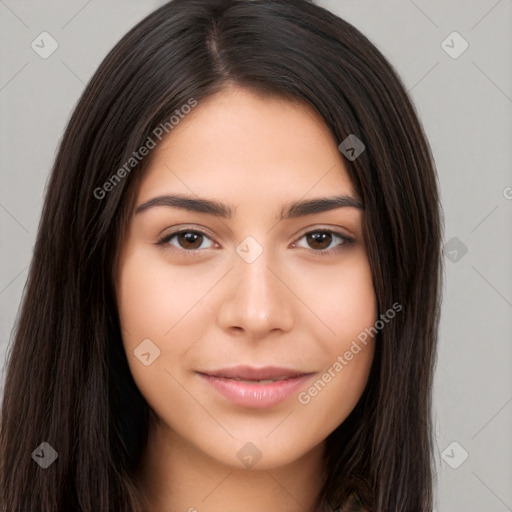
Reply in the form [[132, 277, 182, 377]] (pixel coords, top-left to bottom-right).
[[197, 366, 315, 409]]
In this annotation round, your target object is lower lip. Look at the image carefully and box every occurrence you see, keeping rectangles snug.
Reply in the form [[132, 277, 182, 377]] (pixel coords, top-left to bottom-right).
[[198, 373, 314, 409]]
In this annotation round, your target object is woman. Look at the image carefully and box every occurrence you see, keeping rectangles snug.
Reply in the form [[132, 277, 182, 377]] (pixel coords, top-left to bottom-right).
[[0, 0, 444, 511]]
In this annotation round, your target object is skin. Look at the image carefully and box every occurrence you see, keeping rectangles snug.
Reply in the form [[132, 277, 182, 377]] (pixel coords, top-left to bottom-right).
[[116, 85, 377, 512]]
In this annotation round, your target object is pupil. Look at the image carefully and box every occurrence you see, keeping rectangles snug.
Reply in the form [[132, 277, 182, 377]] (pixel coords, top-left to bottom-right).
[[308, 232, 331, 250]]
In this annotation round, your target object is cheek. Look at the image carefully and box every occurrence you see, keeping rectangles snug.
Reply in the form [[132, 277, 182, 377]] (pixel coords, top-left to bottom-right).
[[116, 251, 196, 412], [116, 249, 215, 388], [116, 248, 208, 342], [329, 264, 377, 341], [116, 256, 166, 344], [295, 253, 376, 425], [297, 249, 377, 344]]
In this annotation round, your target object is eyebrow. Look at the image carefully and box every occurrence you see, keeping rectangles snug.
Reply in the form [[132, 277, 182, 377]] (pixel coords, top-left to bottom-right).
[[134, 193, 363, 219]]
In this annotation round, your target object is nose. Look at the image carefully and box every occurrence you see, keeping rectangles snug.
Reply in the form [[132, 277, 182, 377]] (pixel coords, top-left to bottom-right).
[[216, 248, 295, 339]]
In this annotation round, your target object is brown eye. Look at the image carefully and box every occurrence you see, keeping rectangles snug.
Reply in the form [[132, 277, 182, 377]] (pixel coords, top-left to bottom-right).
[[295, 229, 354, 254], [306, 232, 333, 250], [157, 229, 215, 252], [176, 231, 204, 250]]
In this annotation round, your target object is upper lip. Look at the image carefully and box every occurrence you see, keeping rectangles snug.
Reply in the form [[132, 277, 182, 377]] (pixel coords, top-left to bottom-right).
[[199, 365, 312, 380]]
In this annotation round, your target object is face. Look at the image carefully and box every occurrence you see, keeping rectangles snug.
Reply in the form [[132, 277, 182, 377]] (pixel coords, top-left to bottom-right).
[[116, 86, 377, 471]]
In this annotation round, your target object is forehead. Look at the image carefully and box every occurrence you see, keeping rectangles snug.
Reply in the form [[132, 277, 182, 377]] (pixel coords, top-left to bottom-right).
[[137, 86, 357, 205]]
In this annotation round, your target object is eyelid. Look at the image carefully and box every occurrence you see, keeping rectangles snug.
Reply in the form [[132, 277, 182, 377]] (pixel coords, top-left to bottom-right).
[[291, 227, 355, 255], [156, 225, 217, 253], [294, 224, 354, 241]]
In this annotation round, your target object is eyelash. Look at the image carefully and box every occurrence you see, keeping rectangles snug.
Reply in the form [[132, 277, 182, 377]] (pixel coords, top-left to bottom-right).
[[155, 227, 355, 258]]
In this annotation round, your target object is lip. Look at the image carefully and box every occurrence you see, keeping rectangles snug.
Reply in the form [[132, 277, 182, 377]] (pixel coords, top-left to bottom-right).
[[203, 365, 310, 380], [198, 366, 315, 409]]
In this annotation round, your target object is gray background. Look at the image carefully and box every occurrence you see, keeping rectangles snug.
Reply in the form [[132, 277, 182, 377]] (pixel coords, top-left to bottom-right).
[[1, 1, 511, 510]]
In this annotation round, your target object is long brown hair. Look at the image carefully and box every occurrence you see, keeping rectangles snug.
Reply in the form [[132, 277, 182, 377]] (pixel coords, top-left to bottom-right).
[[0, 1, 444, 510]]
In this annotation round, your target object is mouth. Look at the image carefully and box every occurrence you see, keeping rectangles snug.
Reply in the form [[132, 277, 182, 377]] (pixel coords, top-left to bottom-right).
[[216, 377, 299, 384], [201, 365, 311, 380], [197, 366, 316, 409]]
